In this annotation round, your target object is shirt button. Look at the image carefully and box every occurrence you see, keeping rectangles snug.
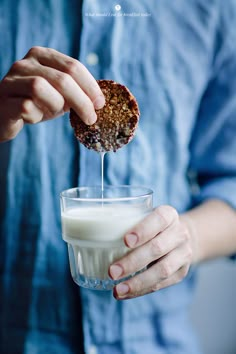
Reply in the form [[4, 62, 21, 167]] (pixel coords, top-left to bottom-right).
[[86, 53, 99, 66], [88, 345, 97, 354]]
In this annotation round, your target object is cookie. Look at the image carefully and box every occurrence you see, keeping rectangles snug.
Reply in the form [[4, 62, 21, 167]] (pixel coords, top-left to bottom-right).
[[70, 80, 140, 152]]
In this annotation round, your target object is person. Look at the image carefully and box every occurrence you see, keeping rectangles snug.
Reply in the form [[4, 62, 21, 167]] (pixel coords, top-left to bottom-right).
[[0, 1, 236, 353]]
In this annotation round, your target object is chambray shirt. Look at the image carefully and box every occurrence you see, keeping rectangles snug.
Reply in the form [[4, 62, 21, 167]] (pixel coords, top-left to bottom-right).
[[1, 1, 236, 353]]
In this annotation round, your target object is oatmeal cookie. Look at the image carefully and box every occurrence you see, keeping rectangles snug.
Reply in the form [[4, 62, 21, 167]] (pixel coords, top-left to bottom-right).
[[70, 80, 140, 152]]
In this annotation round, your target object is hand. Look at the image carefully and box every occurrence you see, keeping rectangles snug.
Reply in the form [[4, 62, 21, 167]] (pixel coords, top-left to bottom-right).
[[0, 46, 105, 142], [109, 205, 193, 300]]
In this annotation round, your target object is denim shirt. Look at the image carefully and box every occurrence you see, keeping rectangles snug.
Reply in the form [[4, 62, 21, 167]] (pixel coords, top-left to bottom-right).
[[1, 1, 236, 353]]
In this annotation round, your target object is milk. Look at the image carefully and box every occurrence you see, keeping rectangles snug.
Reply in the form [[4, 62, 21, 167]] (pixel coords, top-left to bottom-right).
[[61, 205, 146, 281], [62, 205, 145, 241]]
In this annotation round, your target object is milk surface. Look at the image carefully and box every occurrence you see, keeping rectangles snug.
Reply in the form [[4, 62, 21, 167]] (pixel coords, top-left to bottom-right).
[[62, 205, 146, 243]]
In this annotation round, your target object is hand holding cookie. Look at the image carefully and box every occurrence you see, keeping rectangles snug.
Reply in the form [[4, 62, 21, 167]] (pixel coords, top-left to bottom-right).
[[0, 47, 105, 142], [70, 80, 140, 152]]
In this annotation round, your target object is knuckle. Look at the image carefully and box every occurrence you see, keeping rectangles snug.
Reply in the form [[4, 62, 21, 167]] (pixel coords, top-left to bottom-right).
[[152, 208, 168, 229], [31, 76, 46, 95], [158, 205, 178, 223], [129, 276, 143, 294], [55, 72, 71, 89], [21, 100, 40, 124], [159, 261, 172, 280], [150, 237, 164, 256], [10, 60, 27, 73], [178, 222, 190, 243], [65, 60, 80, 77], [27, 46, 44, 57]]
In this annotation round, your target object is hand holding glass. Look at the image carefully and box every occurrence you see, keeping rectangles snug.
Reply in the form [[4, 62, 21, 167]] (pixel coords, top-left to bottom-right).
[[60, 186, 153, 290]]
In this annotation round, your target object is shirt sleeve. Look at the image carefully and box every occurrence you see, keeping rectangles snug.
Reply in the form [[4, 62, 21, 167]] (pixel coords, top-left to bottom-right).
[[189, 8, 236, 210]]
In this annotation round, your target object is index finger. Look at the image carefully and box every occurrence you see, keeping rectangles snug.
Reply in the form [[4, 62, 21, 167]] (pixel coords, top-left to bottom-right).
[[124, 205, 178, 248], [24, 47, 105, 109]]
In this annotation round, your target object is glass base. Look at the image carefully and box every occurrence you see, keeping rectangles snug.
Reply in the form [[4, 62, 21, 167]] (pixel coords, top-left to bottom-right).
[[72, 274, 123, 291], [67, 241, 131, 290]]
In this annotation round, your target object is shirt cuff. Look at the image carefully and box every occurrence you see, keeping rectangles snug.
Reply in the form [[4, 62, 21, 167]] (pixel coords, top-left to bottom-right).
[[194, 176, 236, 260], [194, 176, 236, 210]]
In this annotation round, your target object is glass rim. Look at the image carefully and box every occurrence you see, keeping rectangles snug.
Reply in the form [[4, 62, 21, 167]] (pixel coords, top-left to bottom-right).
[[60, 185, 153, 202]]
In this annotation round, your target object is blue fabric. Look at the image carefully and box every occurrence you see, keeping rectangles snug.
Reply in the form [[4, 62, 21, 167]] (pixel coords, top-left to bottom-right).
[[0, 1, 236, 353]]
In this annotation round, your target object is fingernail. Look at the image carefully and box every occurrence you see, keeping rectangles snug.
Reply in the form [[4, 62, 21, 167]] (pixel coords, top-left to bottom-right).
[[116, 283, 129, 296], [110, 264, 123, 280], [126, 233, 138, 248], [93, 95, 105, 110], [87, 112, 97, 125]]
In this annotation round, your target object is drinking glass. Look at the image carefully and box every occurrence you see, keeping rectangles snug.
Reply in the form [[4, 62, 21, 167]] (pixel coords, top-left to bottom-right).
[[60, 185, 153, 290]]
